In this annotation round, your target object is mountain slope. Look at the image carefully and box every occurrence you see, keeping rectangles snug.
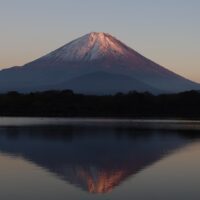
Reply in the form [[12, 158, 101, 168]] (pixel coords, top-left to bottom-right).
[[0, 32, 199, 93], [53, 71, 160, 94]]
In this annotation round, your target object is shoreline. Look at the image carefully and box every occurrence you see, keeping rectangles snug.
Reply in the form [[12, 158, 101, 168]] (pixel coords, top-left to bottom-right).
[[0, 117, 200, 130]]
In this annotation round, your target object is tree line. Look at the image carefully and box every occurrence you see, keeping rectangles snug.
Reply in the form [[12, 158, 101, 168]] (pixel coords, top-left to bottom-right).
[[0, 90, 199, 118]]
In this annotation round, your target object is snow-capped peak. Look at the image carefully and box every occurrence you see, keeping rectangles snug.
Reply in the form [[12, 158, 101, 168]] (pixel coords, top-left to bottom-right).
[[43, 32, 129, 62]]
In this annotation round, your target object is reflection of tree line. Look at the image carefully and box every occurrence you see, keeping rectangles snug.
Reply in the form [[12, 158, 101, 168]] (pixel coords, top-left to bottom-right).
[[0, 90, 199, 117], [0, 127, 198, 193]]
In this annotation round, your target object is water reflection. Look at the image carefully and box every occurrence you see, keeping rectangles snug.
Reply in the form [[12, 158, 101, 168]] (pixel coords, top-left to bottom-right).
[[0, 126, 199, 194]]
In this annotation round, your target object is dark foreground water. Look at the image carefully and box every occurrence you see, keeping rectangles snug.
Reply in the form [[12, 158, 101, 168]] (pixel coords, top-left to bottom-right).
[[0, 118, 200, 200]]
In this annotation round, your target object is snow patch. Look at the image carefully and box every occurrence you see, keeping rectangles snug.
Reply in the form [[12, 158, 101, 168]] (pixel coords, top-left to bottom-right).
[[43, 32, 129, 62]]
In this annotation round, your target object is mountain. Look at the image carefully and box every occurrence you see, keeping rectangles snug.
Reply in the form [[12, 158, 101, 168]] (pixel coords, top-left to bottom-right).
[[0, 32, 199, 94]]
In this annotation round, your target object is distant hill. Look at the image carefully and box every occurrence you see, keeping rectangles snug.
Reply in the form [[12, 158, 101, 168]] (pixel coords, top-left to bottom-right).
[[0, 90, 200, 118]]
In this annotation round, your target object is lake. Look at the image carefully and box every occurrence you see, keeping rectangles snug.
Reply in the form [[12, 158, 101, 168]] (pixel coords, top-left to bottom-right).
[[0, 117, 200, 200]]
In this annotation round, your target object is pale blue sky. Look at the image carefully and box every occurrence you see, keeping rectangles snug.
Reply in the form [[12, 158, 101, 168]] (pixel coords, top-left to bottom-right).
[[0, 0, 200, 82]]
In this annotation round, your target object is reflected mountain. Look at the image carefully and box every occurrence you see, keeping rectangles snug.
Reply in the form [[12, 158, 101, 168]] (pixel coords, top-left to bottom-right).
[[0, 126, 198, 193]]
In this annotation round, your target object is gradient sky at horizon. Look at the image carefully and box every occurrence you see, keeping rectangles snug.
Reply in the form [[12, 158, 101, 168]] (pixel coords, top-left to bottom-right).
[[0, 0, 199, 82]]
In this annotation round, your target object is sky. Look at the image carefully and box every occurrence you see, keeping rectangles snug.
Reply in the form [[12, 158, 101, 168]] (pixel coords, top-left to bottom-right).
[[0, 0, 199, 82]]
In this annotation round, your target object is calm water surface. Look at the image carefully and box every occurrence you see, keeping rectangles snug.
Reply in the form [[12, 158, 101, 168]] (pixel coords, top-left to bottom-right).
[[0, 117, 200, 200]]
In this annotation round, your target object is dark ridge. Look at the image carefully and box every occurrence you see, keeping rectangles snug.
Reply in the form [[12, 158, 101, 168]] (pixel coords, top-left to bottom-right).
[[0, 90, 200, 118]]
